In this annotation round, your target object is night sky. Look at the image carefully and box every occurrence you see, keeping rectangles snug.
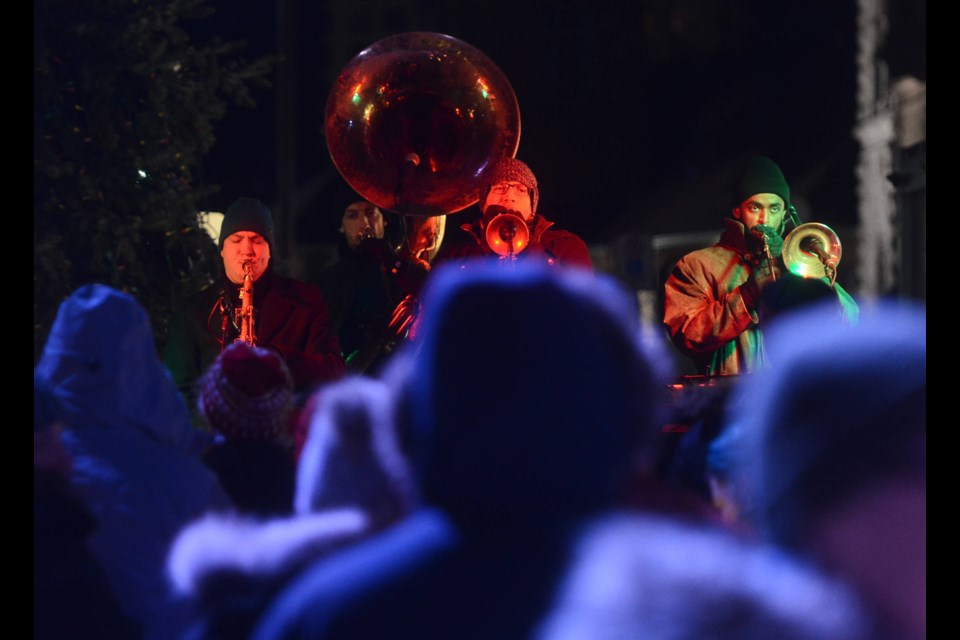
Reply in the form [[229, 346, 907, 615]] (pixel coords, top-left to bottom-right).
[[191, 0, 861, 247]]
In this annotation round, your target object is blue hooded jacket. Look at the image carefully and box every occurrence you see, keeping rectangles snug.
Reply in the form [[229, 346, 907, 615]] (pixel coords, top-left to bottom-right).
[[35, 284, 231, 630]]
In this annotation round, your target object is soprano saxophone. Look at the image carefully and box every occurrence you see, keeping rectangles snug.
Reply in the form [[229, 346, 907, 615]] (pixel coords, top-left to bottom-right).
[[235, 261, 257, 346]]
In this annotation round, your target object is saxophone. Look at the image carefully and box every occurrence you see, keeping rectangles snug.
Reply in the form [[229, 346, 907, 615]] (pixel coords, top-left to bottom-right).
[[235, 261, 257, 346]]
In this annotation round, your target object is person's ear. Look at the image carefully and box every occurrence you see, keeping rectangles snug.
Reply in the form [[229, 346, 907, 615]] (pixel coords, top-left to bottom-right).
[[338, 225, 344, 234], [731, 206, 741, 221]]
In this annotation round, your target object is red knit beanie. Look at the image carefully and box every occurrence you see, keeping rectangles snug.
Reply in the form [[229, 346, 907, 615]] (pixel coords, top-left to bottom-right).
[[198, 342, 294, 440]]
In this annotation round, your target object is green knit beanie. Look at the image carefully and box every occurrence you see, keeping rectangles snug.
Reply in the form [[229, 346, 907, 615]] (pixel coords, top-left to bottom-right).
[[730, 157, 791, 209]]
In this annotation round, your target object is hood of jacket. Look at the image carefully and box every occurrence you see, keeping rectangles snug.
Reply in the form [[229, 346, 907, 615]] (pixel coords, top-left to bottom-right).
[[166, 509, 370, 600], [35, 284, 208, 453]]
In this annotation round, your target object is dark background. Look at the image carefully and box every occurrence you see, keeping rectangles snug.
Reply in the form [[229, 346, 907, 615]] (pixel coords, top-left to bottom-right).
[[188, 0, 867, 248]]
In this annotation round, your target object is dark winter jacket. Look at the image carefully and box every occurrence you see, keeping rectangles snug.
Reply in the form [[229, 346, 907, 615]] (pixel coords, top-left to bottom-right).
[[35, 284, 231, 631], [35, 470, 142, 640], [315, 237, 427, 374]]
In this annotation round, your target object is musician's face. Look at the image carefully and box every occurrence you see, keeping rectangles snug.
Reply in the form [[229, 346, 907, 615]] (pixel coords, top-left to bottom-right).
[[483, 181, 533, 222], [221, 231, 271, 284], [733, 193, 786, 233], [341, 201, 385, 249]]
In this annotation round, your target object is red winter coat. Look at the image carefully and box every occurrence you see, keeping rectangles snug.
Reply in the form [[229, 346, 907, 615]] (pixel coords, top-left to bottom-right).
[[433, 213, 593, 271]]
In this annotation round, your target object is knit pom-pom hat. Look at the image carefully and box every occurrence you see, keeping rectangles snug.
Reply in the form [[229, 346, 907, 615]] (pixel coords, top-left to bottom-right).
[[198, 342, 294, 440]]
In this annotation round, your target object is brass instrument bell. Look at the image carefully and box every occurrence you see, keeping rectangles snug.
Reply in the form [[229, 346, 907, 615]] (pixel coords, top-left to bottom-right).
[[403, 214, 447, 263], [324, 32, 521, 217], [484, 211, 530, 257], [782, 222, 842, 280]]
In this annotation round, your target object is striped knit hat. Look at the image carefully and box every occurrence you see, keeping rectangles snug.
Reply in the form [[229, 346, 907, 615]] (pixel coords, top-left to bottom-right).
[[198, 342, 294, 440]]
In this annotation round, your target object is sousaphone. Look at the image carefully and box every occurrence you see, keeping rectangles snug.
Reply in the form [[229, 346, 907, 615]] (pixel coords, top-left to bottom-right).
[[322, 33, 521, 365], [324, 32, 522, 221]]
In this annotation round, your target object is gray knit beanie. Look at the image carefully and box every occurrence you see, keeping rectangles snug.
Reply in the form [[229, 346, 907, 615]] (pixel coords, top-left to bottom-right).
[[478, 157, 539, 214]]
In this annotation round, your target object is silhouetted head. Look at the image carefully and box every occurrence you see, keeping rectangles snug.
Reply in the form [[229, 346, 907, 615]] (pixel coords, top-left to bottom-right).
[[397, 260, 670, 528]]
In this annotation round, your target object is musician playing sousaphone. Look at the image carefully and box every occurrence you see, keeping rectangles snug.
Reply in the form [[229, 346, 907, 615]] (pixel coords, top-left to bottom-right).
[[315, 199, 434, 375], [663, 156, 859, 377], [164, 197, 345, 417], [432, 157, 594, 270]]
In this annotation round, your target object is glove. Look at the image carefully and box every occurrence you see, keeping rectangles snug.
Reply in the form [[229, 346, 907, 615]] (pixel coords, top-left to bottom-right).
[[745, 224, 784, 260], [740, 256, 783, 311]]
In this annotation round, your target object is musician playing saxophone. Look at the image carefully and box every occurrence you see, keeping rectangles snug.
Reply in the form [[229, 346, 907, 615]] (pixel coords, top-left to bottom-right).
[[165, 197, 346, 415], [663, 156, 859, 377]]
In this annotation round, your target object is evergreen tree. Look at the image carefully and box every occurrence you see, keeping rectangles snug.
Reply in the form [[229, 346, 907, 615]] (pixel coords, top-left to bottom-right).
[[34, 0, 277, 361]]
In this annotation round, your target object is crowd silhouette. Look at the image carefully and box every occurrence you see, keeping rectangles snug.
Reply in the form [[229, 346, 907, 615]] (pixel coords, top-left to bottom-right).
[[35, 262, 924, 639]]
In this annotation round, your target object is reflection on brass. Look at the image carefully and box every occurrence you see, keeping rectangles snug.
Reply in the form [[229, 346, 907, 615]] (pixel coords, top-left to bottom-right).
[[485, 212, 530, 257], [782, 222, 842, 281], [325, 32, 521, 218]]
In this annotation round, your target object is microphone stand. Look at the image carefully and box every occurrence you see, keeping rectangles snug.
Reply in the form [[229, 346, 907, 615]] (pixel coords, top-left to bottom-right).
[[762, 236, 778, 282]]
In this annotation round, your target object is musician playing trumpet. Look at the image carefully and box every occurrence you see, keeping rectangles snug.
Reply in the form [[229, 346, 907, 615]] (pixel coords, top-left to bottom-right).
[[663, 156, 859, 377], [432, 157, 594, 271], [165, 197, 346, 416]]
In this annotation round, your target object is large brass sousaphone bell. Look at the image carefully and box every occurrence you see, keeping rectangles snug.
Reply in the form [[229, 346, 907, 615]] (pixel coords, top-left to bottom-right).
[[782, 222, 843, 283], [324, 32, 521, 218]]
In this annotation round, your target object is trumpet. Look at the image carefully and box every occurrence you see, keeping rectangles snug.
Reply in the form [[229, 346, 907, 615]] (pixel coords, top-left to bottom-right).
[[483, 206, 530, 263], [235, 261, 257, 346], [782, 222, 843, 286]]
